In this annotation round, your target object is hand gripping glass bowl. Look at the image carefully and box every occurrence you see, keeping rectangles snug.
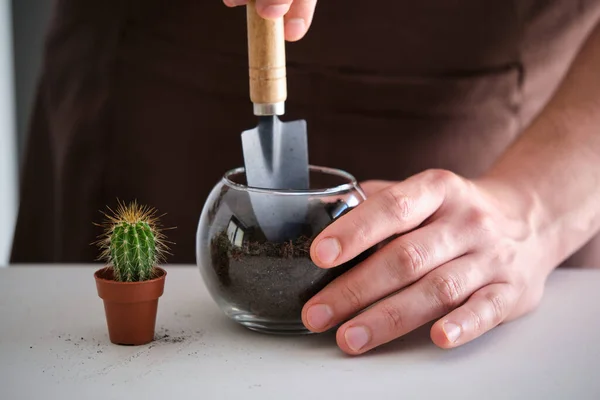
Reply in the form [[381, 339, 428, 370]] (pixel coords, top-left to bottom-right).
[[196, 165, 373, 335]]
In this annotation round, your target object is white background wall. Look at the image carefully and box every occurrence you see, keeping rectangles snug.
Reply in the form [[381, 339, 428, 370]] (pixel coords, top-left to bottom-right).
[[0, 0, 17, 267]]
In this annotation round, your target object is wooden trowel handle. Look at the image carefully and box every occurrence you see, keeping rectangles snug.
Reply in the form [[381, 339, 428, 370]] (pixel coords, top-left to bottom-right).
[[246, 0, 286, 116]]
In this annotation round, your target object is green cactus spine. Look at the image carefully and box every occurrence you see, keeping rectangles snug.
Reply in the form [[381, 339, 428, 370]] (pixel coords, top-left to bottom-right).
[[95, 200, 171, 282]]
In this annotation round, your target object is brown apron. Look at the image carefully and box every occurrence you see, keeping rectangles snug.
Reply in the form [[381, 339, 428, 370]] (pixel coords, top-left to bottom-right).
[[10, 0, 600, 267]]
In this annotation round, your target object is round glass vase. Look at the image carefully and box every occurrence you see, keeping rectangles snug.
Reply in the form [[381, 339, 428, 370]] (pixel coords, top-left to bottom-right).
[[196, 165, 371, 335]]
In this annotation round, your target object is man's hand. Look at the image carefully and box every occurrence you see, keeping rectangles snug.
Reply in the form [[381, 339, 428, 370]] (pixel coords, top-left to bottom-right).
[[302, 18, 600, 355], [301, 170, 550, 354], [223, 0, 317, 41]]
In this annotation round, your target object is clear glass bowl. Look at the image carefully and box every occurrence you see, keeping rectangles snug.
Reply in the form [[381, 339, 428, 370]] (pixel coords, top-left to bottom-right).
[[196, 165, 371, 335]]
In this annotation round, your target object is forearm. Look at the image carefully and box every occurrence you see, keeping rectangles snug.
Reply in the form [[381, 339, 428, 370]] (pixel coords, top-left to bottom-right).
[[482, 21, 600, 267]]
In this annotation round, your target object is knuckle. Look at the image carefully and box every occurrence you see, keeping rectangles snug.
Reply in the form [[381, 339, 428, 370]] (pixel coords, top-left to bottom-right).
[[379, 303, 405, 333], [339, 280, 365, 310], [430, 274, 465, 310], [424, 168, 459, 187], [486, 292, 507, 324], [466, 208, 494, 233], [467, 308, 484, 333], [488, 242, 517, 270], [349, 212, 372, 245], [382, 185, 413, 224], [393, 240, 427, 277]]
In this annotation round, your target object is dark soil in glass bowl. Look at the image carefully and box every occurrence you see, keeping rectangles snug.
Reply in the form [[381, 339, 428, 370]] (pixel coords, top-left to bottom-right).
[[207, 199, 373, 333]]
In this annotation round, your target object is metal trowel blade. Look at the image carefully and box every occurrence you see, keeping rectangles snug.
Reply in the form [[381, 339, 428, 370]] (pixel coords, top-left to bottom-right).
[[241, 116, 309, 190], [241, 115, 310, 242]]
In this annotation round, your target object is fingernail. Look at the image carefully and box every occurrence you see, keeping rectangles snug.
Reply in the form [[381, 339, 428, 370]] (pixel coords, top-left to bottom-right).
[[261, 4, 290, 18], [226, 0, 247, 6], [306, 304, 333, 330], [443, 322, 462, 343], [285, 18, 306, 40], [345, 326, 370, 352], [315, 238, 341, 265]]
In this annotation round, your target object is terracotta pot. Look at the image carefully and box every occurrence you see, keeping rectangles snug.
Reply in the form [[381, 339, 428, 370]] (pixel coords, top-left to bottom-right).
[[94, 266, 167, 345]]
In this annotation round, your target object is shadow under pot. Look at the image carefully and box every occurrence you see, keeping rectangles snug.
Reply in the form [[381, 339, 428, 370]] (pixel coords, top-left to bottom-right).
[[196, 165, 374, 335]]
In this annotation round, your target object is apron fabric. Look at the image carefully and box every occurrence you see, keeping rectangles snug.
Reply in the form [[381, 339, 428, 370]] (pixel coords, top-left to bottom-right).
[[10, 0, 600, 266]]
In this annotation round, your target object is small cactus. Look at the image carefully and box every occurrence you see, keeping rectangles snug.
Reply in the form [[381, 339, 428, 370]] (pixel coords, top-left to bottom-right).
[[95, 200, 170, 282]]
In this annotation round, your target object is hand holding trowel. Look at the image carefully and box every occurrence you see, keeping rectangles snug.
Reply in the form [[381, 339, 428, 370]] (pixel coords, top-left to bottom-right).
[[241, 0, 310, 242]]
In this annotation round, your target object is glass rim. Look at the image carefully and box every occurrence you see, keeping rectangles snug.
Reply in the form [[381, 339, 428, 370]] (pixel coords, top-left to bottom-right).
[[221, 165, 362, 196]]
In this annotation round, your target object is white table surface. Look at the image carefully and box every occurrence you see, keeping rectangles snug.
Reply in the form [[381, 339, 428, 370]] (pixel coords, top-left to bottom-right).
[[0, 265, 599, 400]]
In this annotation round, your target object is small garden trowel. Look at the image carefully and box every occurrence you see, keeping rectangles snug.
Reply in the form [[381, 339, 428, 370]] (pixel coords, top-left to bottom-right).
[[241, 0, 309, 242]]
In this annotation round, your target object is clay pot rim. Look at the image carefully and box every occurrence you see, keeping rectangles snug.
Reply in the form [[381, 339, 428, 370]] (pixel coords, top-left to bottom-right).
[[94, 265, 167, 286]]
